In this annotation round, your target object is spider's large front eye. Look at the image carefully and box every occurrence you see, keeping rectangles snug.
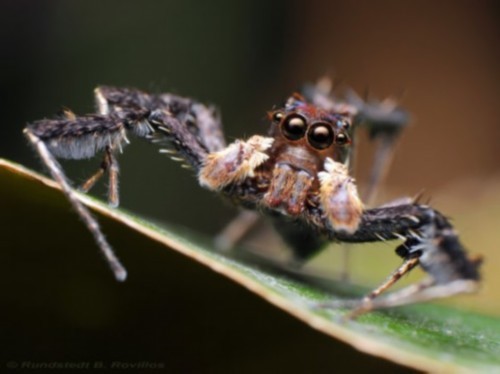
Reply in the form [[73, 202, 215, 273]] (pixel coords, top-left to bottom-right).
[[307, 123, 334, 150], [281, 114, 307, 140]]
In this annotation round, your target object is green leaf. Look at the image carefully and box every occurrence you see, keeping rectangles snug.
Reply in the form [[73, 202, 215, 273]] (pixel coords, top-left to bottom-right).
[[1, 158, 499, 373]]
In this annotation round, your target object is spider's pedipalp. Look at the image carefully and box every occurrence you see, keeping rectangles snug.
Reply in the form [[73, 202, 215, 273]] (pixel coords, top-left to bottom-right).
[[199, 135, 273, 191], [318, 157, 363, 234]]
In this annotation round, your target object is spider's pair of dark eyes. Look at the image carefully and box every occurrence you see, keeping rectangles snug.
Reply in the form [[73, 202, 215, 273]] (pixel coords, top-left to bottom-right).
[[274, 113, 349, 149]]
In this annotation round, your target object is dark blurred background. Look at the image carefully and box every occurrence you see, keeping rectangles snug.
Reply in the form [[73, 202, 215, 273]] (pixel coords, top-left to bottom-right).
[[1, 0, 499, 372]]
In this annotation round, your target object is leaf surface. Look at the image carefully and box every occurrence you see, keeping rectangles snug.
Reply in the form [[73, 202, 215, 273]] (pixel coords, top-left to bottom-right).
[[1, 158, 499, 373]]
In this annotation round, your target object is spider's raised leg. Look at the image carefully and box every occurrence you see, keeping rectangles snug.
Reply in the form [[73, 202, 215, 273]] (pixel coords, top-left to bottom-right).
[[151, 108, 272, 251], [90, 86, 220, 206], [95, 86, 227, 152], [23, 85, 167, 280], [160, 94, 226, 152], [156, 91, 260, 252], [23, 121, 127, 281], [143, 92, 269, 252], [148, 109, 210, 170], [24, 86, 219, 280]]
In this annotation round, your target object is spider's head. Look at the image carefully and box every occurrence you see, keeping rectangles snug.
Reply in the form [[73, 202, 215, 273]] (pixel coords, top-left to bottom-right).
[[267, 93, 355, 166]]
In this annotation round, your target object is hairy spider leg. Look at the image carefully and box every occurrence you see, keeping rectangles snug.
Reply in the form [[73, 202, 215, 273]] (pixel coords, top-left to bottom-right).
[[88, 86, 223, 206], [79, 152, 107, 192], [23, 87, 166, 280], [95, 86, 226, 152], [316, 257, 419, 311], [92, 87, 231, 205], [140, 96, 265, 253], [363, 256, 420, 300], [178, 98, 226, 152], [24, 86, 219, 280], [149, 109, 210, 169], [313, 202, 481, 319], [23, 129, 127, 281], [79, 146, 120, 207], [155, 92, 264, 253], [106, 148, 120, 207]]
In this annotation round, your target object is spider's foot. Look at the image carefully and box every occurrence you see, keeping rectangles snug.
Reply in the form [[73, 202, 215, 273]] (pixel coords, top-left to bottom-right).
[[312, 298, 382, 322], [311, 298, 365, 312]]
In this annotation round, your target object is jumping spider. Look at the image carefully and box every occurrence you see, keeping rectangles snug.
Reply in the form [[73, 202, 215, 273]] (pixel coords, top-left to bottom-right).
[[24, 79, 481, 319]]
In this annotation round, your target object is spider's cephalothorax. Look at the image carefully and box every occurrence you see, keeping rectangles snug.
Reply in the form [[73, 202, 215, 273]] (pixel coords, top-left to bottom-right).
[[199, 93, 363, 236], [25, 79, 482, 318]]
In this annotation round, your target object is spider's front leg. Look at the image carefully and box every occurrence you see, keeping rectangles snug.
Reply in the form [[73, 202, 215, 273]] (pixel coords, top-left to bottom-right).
[[314, 158, 481, 319], [149, 107, 274, 192], [24, 86, 227, 281], [147, 104, 265, 252], [24, 111, 130, 281]]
